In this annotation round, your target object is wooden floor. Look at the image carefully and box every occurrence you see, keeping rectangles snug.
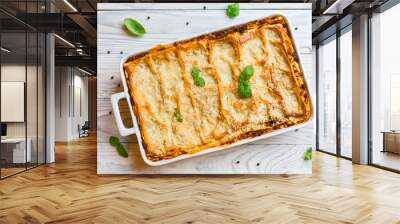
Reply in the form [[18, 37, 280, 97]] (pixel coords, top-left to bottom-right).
[[373, 150, 400, 171], [1, 167, 26, 178], [1, 135, 400, 224]]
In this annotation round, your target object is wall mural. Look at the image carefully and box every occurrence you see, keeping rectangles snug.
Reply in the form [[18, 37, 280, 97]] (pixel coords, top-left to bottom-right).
[[97, 3, 315, 174]]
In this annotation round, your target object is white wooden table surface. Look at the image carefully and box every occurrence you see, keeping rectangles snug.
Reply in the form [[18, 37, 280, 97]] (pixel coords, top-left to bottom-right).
[[97, 3, 314, 174]]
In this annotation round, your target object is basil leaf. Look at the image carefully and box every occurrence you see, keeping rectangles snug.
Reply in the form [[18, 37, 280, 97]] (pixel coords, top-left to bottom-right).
[[191, 67, 206, 87], [238, 80, 252, 98], [191, 67, 201, 77], [174, 110, 183, 122], [124, 18, 146, 36], [194, 76, 205, 87], [109, 135, 120, 146], [239, 65, 254, 82], [110, 136, 128, 158], [226, 3, 240, 18], [116, 143, 129, 158], [304, 147, 312, 160]]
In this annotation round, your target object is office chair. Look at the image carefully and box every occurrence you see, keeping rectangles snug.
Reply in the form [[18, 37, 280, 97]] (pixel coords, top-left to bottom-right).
[[78, 121, 90, 138]]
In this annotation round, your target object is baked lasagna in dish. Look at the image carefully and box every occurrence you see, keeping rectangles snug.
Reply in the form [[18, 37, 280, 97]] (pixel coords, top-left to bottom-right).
[[123, 15, 312, 161]]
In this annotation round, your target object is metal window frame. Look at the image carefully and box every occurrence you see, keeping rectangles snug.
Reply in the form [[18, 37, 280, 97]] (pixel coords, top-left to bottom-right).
[[367, 10, 373, 166], [336, 26, 341, 157]]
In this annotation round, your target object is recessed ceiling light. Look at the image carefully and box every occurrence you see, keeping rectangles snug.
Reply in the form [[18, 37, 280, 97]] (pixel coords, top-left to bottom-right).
[[1, 47, 11, 53], [63, 0, 78, 12], [78, 67, 93, 76], [54, 34, 75, 48], [323, 0, 355, 15], [76, 48, 84, 55]]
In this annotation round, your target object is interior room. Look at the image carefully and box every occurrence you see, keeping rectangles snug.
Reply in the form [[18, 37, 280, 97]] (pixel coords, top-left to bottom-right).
[[54, 66, 96, 142], [0, 13, 46, 178], [1, 0, 400, 223]]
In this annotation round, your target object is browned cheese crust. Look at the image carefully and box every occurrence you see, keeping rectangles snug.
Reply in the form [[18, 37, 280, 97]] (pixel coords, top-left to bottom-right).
[[123, 15, 312, 161]]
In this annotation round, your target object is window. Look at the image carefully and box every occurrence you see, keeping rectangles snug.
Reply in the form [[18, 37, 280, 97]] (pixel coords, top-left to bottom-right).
[[370, 3, 400, 171], [389, 74, 400, 130], [340, 28, 352, 158], [317, 36, 337, 155], [317, 26, 353, 159]]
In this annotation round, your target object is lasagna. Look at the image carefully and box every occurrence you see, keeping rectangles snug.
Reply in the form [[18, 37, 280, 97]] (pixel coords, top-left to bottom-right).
[[123, 15, 312, 161]]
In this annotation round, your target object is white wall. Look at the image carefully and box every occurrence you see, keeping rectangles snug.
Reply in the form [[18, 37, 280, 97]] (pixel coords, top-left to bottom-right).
[[54, 66, 89, 141], [71, 73, 89, 139], [54, 66, 69, 141]]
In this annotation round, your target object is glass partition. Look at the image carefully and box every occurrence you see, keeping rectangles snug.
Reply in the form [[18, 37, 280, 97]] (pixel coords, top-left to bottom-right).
[[0, 1, 46, 179], [1, 30, 28, 177], [38, 32, 46, 165], [27, 31, 38, 169], [317, 36, 337, 155]]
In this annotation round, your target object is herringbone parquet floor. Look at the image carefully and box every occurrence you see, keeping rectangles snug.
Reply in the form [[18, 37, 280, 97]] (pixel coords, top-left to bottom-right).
[[1, 134, 400, 224]]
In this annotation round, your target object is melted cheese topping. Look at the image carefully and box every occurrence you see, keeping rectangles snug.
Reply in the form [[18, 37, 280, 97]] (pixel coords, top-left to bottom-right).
[[124, 16, 312, 161]]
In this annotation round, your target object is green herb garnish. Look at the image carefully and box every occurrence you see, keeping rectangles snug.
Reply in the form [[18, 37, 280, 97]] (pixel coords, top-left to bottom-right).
[[194, 77, 205, 87], [226, 3, 240, 18], [109, 136, 120, 146], [192, 67, 201, 76], [124, 18, 146, 36], [304, 147, 312, 160], [239, 65, 254, 81], [238, 80, 252, 98], [174, 109, 183, 122], [116, 143, 128, 158], [238, 65, 254, 98], [191, 66, 206, 87], [109, 135, 128, 158]]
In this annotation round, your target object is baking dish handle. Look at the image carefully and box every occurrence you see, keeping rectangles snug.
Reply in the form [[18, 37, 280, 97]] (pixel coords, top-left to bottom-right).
[[111, 92, 136, 136]]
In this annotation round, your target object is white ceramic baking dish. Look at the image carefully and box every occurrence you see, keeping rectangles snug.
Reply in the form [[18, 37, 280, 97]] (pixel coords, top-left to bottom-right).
[[111, 15, 313, 166]]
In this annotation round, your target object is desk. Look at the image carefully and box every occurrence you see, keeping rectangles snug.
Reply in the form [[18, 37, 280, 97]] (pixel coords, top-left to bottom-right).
[[1, 138, 31, 163], [381, 131, 400, 154]]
